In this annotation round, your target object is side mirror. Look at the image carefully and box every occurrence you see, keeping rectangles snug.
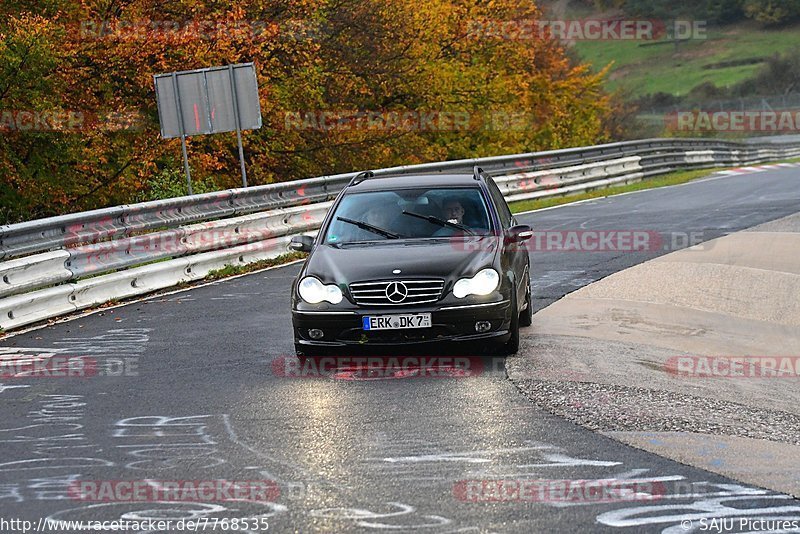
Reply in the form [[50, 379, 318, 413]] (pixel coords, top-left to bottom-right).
[[507, 224, 533, 242], [289, 235, 315, 253]]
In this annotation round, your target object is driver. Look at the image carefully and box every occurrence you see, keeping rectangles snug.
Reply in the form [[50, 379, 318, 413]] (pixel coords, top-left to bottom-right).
[[432, 199, 469, 237], [442, 199, 466, 225]]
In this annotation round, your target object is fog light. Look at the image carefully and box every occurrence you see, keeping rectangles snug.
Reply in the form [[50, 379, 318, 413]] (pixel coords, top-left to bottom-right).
[[475, 321, 491, 333], [308, 329, 324, 340]]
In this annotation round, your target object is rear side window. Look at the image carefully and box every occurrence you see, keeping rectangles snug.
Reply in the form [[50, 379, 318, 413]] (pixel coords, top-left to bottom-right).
[[486, 178, 512, 228]]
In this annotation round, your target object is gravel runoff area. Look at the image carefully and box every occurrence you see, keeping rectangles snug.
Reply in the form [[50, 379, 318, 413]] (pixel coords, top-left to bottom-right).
[[507, 211, 800, 496], [509, 353, 800, 446]]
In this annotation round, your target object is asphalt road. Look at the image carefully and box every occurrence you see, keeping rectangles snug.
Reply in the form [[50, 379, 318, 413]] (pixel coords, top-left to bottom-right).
[[1, 167, 800, 533]]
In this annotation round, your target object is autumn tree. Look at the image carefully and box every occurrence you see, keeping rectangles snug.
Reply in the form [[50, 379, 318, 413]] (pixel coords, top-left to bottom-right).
[[1, 0, 613, 223]]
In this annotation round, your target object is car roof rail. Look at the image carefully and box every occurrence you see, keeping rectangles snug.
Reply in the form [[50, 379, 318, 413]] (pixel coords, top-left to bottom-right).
[[473, 166, 486, 181], [348, 170, 374, 187]]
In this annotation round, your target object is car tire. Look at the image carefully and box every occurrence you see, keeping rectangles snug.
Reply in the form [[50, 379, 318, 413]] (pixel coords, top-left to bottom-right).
[[519, 276, 532, 327]]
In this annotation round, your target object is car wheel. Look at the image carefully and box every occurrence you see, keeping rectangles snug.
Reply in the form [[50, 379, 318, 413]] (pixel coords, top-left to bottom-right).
[[519, 277, 532, 327]]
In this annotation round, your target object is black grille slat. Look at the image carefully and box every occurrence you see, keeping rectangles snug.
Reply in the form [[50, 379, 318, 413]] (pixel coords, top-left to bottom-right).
[[350, 279, 445, 306]]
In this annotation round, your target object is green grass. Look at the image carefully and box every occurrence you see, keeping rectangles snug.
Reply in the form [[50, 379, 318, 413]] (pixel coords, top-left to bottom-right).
[[508, 157, 800, 212], [205, 252, 307, 281], [572, 21, 800, 97], [508, 167, 720, 213]]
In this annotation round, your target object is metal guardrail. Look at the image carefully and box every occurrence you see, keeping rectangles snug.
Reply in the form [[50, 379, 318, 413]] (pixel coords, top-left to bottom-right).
[[1, 137, 798, 331], [0, 137, 753, 260]]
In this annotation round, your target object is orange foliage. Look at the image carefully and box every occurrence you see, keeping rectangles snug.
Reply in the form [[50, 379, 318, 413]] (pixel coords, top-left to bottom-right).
[[0, 0, 611, 222]]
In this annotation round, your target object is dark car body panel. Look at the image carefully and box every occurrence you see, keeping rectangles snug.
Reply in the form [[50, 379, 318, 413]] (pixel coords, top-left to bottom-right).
[[303, 238, 500, 290]]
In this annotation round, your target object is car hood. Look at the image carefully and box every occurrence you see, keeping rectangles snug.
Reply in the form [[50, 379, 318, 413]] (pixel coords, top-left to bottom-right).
[[304, 236, 500, 285]]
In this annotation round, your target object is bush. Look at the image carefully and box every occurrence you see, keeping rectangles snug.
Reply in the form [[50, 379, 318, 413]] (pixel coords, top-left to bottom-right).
[[136, 168, 218, 202], [744, 0, 800, 24]]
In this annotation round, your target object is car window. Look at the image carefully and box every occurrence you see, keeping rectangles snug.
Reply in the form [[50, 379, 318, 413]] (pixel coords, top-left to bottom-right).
[[486, 178, 513, 228], [324, 187, 492, 244]]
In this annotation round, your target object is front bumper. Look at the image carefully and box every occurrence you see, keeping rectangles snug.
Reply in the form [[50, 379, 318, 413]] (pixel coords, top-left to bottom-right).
[[292, 300, 512, 347]]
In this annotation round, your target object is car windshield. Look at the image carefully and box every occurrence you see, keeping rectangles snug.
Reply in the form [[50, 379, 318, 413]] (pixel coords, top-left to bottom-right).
[[324, 187, 492, 244]]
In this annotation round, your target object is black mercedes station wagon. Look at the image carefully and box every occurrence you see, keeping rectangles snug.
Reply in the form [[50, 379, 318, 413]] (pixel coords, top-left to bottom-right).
[[289, 167, 533, 357]]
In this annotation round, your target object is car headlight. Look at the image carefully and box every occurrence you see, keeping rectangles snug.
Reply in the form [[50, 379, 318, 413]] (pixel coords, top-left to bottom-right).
[[298, 276, 343, 304], [453, 268, 500, 298]]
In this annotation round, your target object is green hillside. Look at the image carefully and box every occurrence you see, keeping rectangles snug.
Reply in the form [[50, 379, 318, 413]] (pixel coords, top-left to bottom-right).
[[570, 21, 800, 97]]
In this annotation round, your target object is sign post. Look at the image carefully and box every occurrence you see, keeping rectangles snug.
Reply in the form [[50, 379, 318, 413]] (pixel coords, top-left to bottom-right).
[[170, 72, 193, 195], [154, 63, 262, 192]]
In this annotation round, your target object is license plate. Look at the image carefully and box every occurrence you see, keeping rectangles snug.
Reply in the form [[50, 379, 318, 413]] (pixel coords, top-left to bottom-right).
[[362, 313, 432, 330]]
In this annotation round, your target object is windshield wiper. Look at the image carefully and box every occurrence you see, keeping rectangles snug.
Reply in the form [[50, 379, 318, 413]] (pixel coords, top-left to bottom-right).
[[401, 210, 475, 235], [336, 216, 400, 239]]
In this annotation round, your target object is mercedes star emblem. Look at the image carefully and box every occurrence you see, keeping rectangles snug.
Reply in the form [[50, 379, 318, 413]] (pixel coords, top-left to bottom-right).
[[385, 282, 408, 303]]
